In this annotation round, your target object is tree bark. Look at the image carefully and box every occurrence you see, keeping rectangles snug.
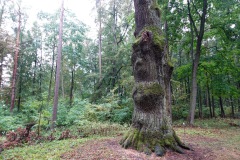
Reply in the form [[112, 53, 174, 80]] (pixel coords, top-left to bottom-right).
[[212, 95, 215, 117], [206, 81, 212, 118], [219, 96, 225, 118], [10, 5, 21, 112], [69, 68, 74, 106], [120, 0, 189, 156], [230, 97, 234, 118], [51, 0, 64, 129]]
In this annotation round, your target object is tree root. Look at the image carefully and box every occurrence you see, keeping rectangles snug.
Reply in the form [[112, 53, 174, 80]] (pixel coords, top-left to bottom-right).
[[120, 128, 190, 156]]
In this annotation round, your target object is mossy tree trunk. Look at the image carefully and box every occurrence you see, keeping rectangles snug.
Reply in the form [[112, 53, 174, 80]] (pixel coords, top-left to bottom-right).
[[120, 0, 189, 156]]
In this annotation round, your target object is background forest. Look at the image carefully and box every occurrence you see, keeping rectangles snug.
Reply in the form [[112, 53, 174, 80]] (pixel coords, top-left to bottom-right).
[[0, 0, 239, 134]]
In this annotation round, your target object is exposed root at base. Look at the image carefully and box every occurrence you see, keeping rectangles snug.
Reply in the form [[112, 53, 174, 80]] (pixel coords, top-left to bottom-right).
[[120, 128, 190, 156]]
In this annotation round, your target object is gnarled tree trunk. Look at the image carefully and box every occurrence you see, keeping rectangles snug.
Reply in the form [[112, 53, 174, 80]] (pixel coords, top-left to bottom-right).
[[120, 0, 189, 156]]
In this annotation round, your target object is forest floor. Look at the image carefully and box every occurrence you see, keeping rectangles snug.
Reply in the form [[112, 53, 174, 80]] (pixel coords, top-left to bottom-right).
[[1, 119, 240, 160], [60, 126, 240, 160]]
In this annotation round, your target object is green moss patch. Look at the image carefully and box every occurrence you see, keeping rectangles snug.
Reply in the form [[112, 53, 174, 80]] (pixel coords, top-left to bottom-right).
[[135, 82, 164, 96], [132, 26, 165, 52], [143, 26, 164, 48], [120, 127, 187, 156]]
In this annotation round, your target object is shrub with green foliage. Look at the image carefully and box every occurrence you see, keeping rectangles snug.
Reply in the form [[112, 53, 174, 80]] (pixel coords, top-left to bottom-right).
[[172, 104, 189, 120], [56, 98, 133, 126], [0, 103, 23, 133], [0, 96, 133, 134]]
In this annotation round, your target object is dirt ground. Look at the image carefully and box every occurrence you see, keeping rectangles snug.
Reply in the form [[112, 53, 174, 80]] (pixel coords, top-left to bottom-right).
[[61, 127, 240, 160]]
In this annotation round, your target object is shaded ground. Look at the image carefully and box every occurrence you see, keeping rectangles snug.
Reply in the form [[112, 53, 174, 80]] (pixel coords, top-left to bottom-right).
[[61, 127, 240, 160], [61, 137, 211, 160]]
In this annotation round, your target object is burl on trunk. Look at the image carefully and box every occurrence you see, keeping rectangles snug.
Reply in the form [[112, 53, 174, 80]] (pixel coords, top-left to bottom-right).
[[120, 0, 189, 156]]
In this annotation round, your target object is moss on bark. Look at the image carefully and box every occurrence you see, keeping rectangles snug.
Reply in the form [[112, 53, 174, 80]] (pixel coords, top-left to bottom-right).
[[120, 127, 189, 156], [132, 26, 164, 51], [125, 0, 188, 157], [134, 82, 164, 96]]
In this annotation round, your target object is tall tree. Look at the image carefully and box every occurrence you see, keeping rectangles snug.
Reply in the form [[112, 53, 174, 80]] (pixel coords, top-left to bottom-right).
[[90, 0, 134, 102], [51, 0, 64, 129], [120, 0, 189, 156], [96, 0, 102, 79], [10, 2, 21, 112], [187, 0, 208, 124], [37, 11, 59, 102]]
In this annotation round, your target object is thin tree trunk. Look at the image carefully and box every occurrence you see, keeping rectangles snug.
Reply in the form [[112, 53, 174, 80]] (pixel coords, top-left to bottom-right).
[[69, 68, 74, 106], [51, 0, 64, 129], [47, 46, 55, 102], [10, 7, 21, 112], [188, 0, 208, 125], [39, 36, 43, 95], [238, 98, 240, 113], [37, 36, 43, 136], [111, 0, 117, 90], [230, 96, 234, 118], [32, 49, 37, 96], [184, 80, 188, 100], [219, 96, 225, 118], [212, 95, 215, 117], [98, 0, 102, 79], [206, 79, 212, 118]]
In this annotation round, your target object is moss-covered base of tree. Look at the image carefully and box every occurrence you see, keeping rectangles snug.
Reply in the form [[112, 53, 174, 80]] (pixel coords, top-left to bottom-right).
[[120, 128, 190, 156]]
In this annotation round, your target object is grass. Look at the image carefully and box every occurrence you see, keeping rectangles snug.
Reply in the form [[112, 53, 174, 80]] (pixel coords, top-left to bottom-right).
[[0, 136, 107, 160], [1, 119, 240, 160], [173, 118, 240, 128], [174, 118, 240, 160], [0, 121, 128, 160]]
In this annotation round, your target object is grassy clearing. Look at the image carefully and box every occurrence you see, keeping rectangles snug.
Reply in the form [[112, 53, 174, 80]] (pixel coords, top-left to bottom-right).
[[0, 122, 128, 160], [173, 118, 240, 128], [1, 119, 240, 160], [0, 136, 109, 160], [174, 119, 240, 160]]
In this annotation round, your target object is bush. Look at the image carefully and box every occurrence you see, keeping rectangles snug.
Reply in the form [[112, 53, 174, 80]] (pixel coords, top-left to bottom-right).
[[0, 103, 24, 133], [111, 107, 132, 124], [172, 104, 189, 120]]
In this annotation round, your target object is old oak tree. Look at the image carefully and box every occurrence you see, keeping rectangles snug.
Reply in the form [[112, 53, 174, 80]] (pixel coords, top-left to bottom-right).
[[120, 0, 189, 156]]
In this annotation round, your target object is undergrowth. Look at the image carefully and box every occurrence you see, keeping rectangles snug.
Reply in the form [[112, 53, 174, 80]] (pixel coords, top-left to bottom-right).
[[0, 121, 128, 159]]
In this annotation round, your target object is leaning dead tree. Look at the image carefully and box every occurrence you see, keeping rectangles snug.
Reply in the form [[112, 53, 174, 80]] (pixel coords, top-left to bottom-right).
[[120, 0, 189, 156]]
